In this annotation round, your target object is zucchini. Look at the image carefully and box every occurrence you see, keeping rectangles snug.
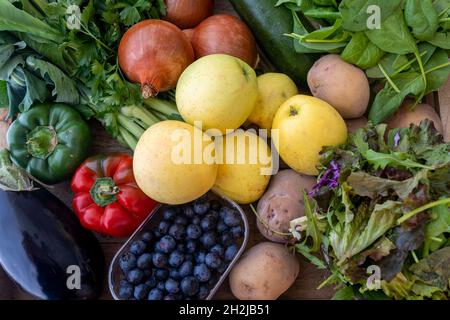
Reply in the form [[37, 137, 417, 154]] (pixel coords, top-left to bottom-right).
[[230, 0, 319, 88]]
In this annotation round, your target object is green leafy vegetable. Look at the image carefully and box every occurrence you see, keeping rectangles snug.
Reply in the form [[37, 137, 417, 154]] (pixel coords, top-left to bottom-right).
[[340, 32, 384, 69], [404, 0, 439, 41]]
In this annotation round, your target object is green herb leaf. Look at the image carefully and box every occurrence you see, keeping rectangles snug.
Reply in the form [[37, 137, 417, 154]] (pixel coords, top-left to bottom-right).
[[404, 0, 439, 41], [341, 32, 385, 69]]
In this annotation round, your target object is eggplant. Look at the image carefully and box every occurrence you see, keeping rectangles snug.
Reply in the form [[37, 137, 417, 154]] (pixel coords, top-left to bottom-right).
[[0, 150, 104, 300]]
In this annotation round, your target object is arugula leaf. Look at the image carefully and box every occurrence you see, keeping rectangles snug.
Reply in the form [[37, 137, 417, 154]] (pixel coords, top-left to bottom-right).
[[364, 150, 433, 170]]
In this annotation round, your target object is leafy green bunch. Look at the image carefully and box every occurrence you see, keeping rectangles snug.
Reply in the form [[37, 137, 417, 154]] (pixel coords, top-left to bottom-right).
[[278, 0, 450, 124], [0, 0, 177, 149], [296, 120, 450, 300]]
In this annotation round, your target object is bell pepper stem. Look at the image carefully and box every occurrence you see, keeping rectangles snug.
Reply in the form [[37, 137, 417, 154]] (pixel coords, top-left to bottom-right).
[[26, 126, 58, 160]]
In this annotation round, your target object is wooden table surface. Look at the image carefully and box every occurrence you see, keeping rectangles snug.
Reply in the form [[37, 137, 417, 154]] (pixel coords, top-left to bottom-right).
[[1, 0, 449, 301]]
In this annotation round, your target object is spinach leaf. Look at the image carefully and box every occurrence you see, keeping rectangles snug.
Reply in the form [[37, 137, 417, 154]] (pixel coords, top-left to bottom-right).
[[369, 71, 425, 124], [366, 54, 408, 78], [423, 49, 450, 93], [313, 0, 338, 7], [303, 7, 341, 20], [404, 0, 439, 41], [0, 79, 7, 107], [365, 10, 417, 55], [428, 32, 450, 49], [341, 32, 385, 69], [339, 0, 402, 32]]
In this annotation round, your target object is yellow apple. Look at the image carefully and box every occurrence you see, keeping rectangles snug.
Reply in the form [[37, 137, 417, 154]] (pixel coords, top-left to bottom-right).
[[272, 95, 347, 175]]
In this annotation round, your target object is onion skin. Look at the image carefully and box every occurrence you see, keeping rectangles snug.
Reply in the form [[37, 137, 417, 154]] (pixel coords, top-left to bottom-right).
[[183, 28, 195, 43], [191, 14, 258, 68], [164, 0, 214, 29], [118, 20, 194, 99]]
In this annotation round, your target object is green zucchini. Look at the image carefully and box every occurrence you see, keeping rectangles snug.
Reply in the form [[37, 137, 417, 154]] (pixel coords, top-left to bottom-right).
[[230, 0, 319, 88]]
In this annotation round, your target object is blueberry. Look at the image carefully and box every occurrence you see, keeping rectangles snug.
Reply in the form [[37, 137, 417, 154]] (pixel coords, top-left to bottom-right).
[[154, 269, 169, 281], [223, 208, 241, 227], [197, 286, 210, 299], [210, 200, 221, 210], [186, 240, 197, 253], [216, 263, 227, 274], [225, 244, 238, 261], [183, 206, 195, 218], [216, 221, 228, 233], [200, 232, 217, 249], [162, 207, 177, 221], [205, 252, 222, 269], [137, 253, 153, 269], [170, 269, 182, 280], [193, 263, 211, 282], [186, 224, 202, 239], [153, 230, 161, 239], [174, 216, 188, 225], [145, 275, 157, 289], [148, 288, 164, 300], [200, 216, 215, 231], [156, 281, 166, 291], [158, 235, 176, 253], [193, 199, 210, 215], [220, 232, 234, 246], [153, 241, 163, 253], [231, 225, 244, 239], [195, 251, 206, 264], [118, 281, 134, 299], [169, 251, 185, 268], [185, 254, 194, 262], [134, 284, 149, 300], [169, 223, 186, 240], [179, 261, 194, 277], [158, 220, 171, 235], [129, 240, 147, 255], [192, 216, 201, 225], [207, 211, 219, 221], [208, 274, 219, 287], [177, 243, 186, 252], [210, 244, 224, 256], [165, 278, 180, 294], [127, 268, 144, 284], [144, 269, 153, 278], [152, 252, 168, 268], [141, 231, 154, 243], [163, 294, 177, 300], [119, 253, 137, 273], [181, 276, 199, 296]]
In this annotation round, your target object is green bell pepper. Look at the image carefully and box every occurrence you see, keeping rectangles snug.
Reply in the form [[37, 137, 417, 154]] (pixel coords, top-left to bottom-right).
[[7, 103, 91, 184]]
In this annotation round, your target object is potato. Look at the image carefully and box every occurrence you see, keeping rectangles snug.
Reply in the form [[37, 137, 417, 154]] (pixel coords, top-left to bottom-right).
[[256, 170, 316, 243], [213, 130, 272, 204], [386, 102, 443, 134], [248, 73, 298, 130], [229, 242, 299, 300], [346, 117, 368, 133], [307, 54, 370, 119], [133, 120, 218, 205]]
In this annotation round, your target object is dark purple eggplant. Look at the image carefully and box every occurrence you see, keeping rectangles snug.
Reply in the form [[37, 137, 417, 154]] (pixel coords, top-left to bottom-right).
[[0, 150, 104, 300]]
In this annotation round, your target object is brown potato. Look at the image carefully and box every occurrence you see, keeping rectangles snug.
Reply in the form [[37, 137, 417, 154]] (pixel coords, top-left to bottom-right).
[[307, 54, 370, 119], [346, 117, 368, 133], [229, 242, 299, 300], [386, 102, 443, 134], [256, 170, 316, 243]]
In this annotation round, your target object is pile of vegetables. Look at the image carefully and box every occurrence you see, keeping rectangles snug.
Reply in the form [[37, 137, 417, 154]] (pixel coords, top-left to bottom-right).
[[293, 120, 450, 300], [278, 0, 450, 123], [0, 0, 180, 150]]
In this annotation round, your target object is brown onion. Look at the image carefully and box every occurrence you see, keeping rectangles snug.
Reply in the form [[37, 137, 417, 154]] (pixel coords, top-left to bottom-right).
[[118, 20, 194, 99], [164, 0, 214, 29], [182, 28, 195, 43], [191, 14, 258, 67]]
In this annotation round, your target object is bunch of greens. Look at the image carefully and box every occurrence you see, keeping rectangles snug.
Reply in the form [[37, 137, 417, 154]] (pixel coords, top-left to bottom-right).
[[293, 120, 450, 300], [277, 0, 450, 124], [0, 0, 180, 149]]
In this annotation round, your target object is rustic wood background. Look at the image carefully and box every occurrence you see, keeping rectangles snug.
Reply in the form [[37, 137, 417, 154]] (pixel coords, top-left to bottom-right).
[[0, 0, 449, 300]]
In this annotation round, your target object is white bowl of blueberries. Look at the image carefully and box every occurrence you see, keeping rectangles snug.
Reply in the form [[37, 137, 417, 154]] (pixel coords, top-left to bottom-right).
[[108, 192, 249, 300]]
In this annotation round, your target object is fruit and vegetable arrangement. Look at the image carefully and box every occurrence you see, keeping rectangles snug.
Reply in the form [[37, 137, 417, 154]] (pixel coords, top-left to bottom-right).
[[0, 0, 449, 301]]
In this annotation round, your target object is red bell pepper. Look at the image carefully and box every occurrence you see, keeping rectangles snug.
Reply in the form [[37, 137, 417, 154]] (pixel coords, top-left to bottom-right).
[[71, 153, 158, 237]]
